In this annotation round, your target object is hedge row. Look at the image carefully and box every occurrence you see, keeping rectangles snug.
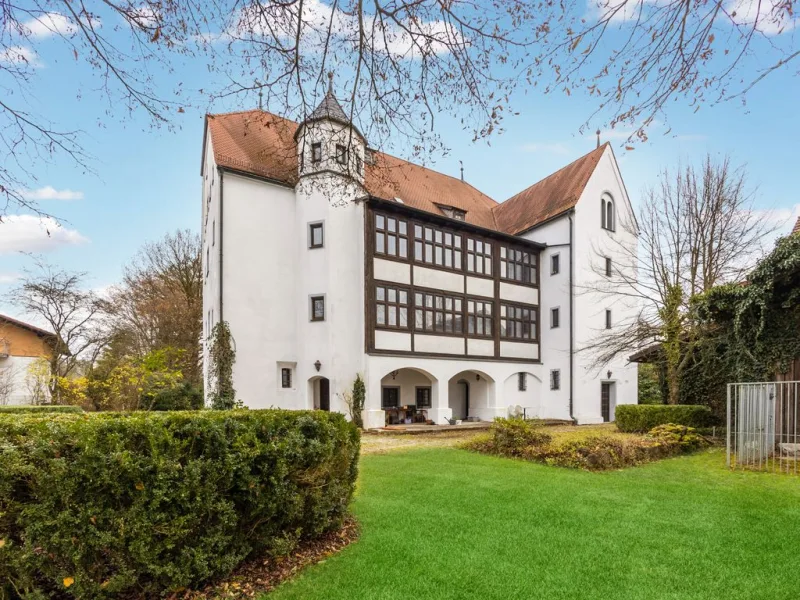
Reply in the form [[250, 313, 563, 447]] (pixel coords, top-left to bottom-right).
[[0, 405, 82, 414], [615, 404, 714, 432], [0, 410, 360, 599]]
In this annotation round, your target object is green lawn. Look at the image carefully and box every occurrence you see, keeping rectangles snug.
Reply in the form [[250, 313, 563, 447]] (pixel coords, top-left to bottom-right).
[[267, 449, 800, 600]]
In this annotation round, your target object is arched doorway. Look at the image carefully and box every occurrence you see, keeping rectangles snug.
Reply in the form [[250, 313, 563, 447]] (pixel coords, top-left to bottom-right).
[[379, 367, 437, 425], [309, 376, 330, 411], [448, 370, 494, 421]]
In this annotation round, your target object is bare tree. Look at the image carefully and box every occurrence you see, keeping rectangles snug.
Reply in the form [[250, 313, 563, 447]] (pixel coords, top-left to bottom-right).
[[2, 1, 797, 219], [11, 259, 108, 399], [104, 229, 203, 385], [0, 363, 17, 405], [584, 154, 776, 403]]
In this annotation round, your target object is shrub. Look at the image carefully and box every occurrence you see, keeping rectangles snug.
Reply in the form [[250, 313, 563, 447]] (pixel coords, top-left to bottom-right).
[[0, 405, 82, 414], [144, 382, 204, 411], [647, 423, 709, 451], [482, 418, 552, 457], [615, 404, 714, 433], [527, 436, 678, 471], [0, 410, 359, 599]]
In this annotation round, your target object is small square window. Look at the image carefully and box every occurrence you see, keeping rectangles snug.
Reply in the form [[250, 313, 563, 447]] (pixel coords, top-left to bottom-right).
[[518, 373, 527, 392], [605, 257, 612, 277], [605, 309, 612, 329], [281, 368, 292, 389], [551, 254, 560, 275], [336, 144, 347, 165], [311, 142, 322, 164], [550, 370, 561, 391], [551, 307, 560, 329], [309, 222, 324, 248], [311, 296, 325, 321]]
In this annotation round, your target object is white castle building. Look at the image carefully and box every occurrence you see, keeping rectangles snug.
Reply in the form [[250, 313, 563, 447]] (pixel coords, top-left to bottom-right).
[[200, 87, 639, 428]]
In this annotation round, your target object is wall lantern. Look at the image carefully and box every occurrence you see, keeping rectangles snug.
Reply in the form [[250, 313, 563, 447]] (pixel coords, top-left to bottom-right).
[[475, 373, 481, 381], [314, 360, 322, 372], [390, 370, 399, 380], [607, 370, 612, 380]]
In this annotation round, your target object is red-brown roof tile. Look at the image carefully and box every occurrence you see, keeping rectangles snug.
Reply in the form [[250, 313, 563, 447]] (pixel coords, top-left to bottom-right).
[[792, 217, 800, 235], [205, 109, 606, 235], [493, 143, 609, 235]]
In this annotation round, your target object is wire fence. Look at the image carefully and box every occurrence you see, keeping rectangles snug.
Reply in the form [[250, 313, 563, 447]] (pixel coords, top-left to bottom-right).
[[727, 382, 800, 474]]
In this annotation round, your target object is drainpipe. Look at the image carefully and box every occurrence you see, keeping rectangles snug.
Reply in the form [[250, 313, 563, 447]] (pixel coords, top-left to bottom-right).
[[568, 211, 575, 423], [218, 169, 224, 323]]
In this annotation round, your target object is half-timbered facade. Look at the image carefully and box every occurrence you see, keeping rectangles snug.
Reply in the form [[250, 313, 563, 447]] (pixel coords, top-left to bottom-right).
[[200, 87, 639, 428]]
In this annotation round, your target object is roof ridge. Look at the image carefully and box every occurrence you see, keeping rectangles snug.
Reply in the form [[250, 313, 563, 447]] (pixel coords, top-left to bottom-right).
[[498, 142, 608, 205]]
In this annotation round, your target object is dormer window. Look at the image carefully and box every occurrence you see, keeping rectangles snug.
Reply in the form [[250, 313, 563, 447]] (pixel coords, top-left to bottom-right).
[[601, 194, 615, 231], [438, 205, 467, 221], [336, 144, 347, 165], [311, 142, 322, 164]]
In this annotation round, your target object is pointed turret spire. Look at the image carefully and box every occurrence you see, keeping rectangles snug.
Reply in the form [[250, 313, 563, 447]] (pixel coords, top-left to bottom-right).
[[327, 71, 334, 94]]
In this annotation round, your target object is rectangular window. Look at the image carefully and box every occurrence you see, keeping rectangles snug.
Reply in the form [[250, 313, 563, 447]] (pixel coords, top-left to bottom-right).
[[551, 253, 559, 275], [336, 144, 347, 165], [212, 220, 216, 247], [413, 224, 462, 270], [551, 307, 560, 329], [311, 296, 325, 321], [281, 368, 292, 389], [466, 238, 492, 275], [382, 387, 399, 409], [311, 142, 322, 164], [309, 222, 324, 248], [375, 285, 409, 330], [414, 291, 463, 334], [500, 303, 538, 341], [467, 299, 493, 338], [605, 309, 612, 329], [375, 213, 408, 259], [500, 246, 537, 285], [518, 372, 527, 392], [605, 256, 612, 277], [550, 369, 561, 390], [205, 247, 209, 277], [416, 387, 432, 408], [355, 153, 363, 175]]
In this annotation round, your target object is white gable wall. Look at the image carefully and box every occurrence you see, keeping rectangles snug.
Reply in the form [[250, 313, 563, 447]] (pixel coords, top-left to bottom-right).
[[572, 147, 639, 423]]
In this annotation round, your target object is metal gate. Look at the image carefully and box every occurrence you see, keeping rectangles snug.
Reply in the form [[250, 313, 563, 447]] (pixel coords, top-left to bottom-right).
[[727, 382, 800, 474]]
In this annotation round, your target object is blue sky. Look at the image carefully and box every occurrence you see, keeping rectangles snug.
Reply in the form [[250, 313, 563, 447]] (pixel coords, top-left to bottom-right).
[[1, 5, 799, 319]]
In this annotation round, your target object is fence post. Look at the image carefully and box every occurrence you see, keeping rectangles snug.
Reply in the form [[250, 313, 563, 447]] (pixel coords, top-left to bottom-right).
[[726, 383, 732, 469]]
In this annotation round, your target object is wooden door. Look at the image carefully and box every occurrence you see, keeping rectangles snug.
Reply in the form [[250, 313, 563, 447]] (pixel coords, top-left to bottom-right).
[[601, 383, 611, 422], [319, 378, 330, 411]]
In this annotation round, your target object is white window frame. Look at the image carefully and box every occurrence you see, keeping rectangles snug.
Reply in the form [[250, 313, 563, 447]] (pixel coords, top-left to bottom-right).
[[277, 362, 297, 391]]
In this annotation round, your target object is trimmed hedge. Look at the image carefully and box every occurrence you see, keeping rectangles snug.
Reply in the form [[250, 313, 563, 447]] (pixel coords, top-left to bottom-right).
[[615, 404, 714, 433], [0, 405, 82, 414], [0, 410, 359, 599]]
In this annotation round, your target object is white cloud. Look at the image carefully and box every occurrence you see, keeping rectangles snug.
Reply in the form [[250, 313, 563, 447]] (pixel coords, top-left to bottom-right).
[[0, 273, 21, 285], [0, 215, 88, 255], [519, 142, 570, 155], [0, 45, 41, 67], [21, 186, 84, 201], [19, 12, 78, 38], [726, 0, 798, 35]]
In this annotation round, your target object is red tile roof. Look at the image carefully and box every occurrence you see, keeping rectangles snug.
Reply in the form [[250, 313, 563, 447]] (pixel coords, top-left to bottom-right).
[[0, 313, 57, 341], [205, 109, 606, 234], [792, 217, 800, 235]]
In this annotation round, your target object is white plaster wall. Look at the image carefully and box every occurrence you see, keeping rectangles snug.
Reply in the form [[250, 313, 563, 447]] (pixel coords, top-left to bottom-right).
[[467, 338, 494, 357], [221, 173, 299, 409], [375, 330, 412, 352], [0, 357, 40, 405], [500, 341, 539, 360], [502, 371, 542, 418], [413, 266, 464, 293], [466, 276, 493, 298], [414, 334, 464, 355], [374, 258, 410, 285], [520, 216, 572, 420], [571, 146, 639, 423], [499, 282, 539, 305], [201, 131, 222, 400]]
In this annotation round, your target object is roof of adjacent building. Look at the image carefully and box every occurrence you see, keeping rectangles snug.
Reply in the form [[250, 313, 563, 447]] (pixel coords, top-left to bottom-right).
[[204, 107, 610, 235], [792, 217, 800, 235], [0, 314, 58, 342]]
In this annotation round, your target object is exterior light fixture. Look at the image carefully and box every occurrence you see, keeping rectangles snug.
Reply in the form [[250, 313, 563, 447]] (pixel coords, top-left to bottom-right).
[[390, 370, 399, 380], [314, 360, 322, 372], [476, 373, 481, 381], [607, 370, 612, 380]]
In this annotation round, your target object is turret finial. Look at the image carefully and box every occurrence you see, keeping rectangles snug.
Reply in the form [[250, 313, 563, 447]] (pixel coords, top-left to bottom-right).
[[327, 72, 334, 94]]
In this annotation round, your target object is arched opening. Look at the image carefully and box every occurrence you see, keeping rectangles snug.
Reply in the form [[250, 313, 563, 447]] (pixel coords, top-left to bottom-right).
[[503, 371, 542, 419], [601, 194, 615, 231], [308, 376, 330, 411], [379, 367, 436, 426], [448, 370, 495, 422]]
